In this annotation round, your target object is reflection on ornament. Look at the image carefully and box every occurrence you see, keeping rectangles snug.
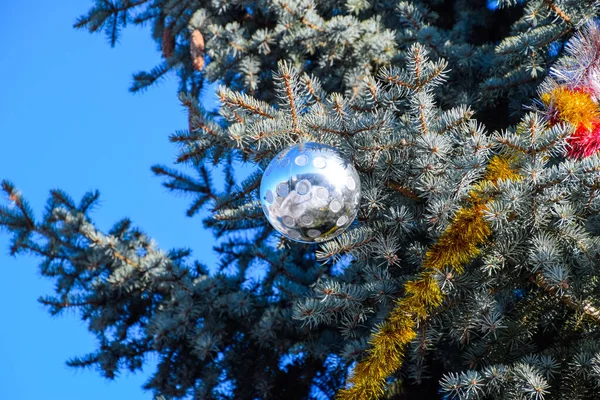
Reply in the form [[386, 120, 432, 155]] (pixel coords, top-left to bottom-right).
[[260, 142, 362, 243]]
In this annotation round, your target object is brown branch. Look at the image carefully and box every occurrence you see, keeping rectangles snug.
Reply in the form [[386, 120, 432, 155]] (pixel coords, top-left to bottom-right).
[[304, 78, 323, 106], [414, 45, 423, 87], [386, 180, 423, 202], [88, 236, 140, 269], [417, 65, 446, 90], [418, 103, 428, 134], [495, 137, 529, 154], [212, 179, 262, 212], [367, 81, 378, 103], [218, 92, 274, 119], [316, 232, 375, 261], [384, 75, 414, 90], [401, 9, 422, 31], [278, 1, 324, 32], [532, 273, 600, 324], [542, 0, 573, 26], [282, 71, 299, 132], [332, 100, 347, 134], [176, 148, 210, 164], [437, 110, 474, 136], [250, 128, 294, 144], [186, 118, 220, 137]]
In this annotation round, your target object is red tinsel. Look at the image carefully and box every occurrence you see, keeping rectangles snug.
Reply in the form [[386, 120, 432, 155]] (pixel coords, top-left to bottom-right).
[[567, 119, 600, 159]]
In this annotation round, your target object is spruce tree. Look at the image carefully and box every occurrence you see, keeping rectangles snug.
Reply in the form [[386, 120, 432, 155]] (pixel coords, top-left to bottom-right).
[[3, 0, 600, 399]]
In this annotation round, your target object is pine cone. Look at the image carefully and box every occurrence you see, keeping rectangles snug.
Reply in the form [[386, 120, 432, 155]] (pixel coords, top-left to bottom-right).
[[190, 29, 205, 71], [162, 24, 175, 58]]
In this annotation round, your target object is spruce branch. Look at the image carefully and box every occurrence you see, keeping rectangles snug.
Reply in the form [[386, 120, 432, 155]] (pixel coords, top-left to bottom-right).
[[532, 272, 600, 324], [542, 0, 573, 26], [73, 0, 150, 46], [13, 2, 600, 399], [340, 156, 521, 398], [385, 180, 423, 202], [217, 87, 276, 120], [274, 0, 325, 32], [274, 61, 301, 134]]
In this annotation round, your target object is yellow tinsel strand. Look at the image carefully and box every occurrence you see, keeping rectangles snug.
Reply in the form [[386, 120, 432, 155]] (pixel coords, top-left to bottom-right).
[[337, 156, 521, 400], [541, 87, 599, 130]]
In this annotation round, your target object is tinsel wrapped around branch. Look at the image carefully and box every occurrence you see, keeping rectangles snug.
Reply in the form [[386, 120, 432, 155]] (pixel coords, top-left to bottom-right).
[[539, 21, 600, 158], [5, 1, 600, 399], [338, 156, 521, 399], [341, 20, 600, 399]]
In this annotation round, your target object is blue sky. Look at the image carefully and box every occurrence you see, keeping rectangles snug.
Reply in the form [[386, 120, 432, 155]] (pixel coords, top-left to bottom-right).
[[0, 1, 220, 398]]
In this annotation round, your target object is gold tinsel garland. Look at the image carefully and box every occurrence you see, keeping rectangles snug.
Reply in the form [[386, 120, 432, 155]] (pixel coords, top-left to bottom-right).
[[337, 156, 521, 399]]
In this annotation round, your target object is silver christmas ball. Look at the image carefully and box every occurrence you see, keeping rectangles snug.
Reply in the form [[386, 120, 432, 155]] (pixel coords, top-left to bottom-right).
[[260, 142, 361, 243]]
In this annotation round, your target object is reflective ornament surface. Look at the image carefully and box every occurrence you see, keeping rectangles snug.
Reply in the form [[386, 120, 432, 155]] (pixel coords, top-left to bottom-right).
[[260, 142, 361, 243]]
